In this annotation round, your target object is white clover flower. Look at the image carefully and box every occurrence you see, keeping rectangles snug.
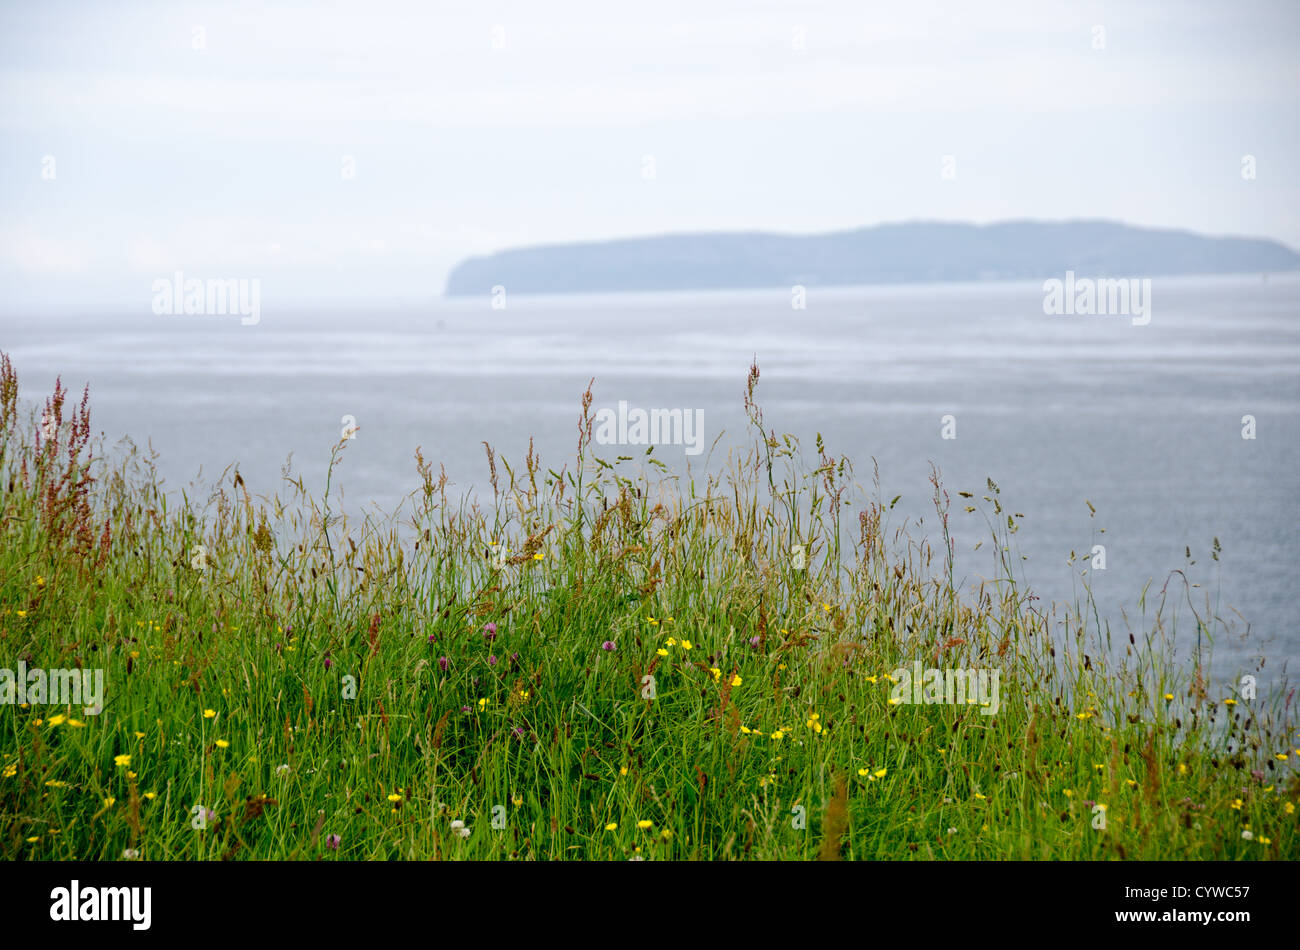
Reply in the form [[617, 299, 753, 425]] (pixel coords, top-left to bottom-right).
[[1241, 829, 1253, 840], [791, 544, 806, 571], [190, 544, 208, 571], [122, 848, 140, 860]]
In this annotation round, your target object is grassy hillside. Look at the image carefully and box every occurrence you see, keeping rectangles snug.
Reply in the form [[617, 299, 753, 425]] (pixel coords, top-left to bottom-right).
[[0, 353, 1294, 860]]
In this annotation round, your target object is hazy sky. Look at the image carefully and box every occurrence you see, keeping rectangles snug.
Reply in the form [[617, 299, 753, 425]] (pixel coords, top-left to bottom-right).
[[1, 0, 1297, 309]]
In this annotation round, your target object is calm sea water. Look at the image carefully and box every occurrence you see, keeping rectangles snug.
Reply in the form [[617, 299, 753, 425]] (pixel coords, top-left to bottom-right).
[[4, 274, 1298, 681]]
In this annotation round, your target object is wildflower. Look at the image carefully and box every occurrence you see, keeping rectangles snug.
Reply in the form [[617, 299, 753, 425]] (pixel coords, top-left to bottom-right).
[[203, 709, 216, 719], [532, 552, 544, 561], [680, 640, 692, 651], [438, 656, 449, 672], [16, 610, 26, 618], [1177, 763, 1188, 775], [749, 636, 760, 648], [103, 797, 116, 807], [874, 768, 887, 779], [68, 719, 85, 728], [143, 792, 157, 800], [114, 754, 131, 767], [1230, 799, 1243, 810], [512, 796, 523, 806], [450, 820, 470, 838], [275, 764, 291, 775], [770, 730, 785, 741], [947, 827, 957, 834], [323, 656, 333, 670], [45, 780, 67, 788], [1259, 836, 1272, 845], [427, 633, 436, 644], [122, 849, 140, 860], [326, 834, 341, 850], [477, 698, 489, 709], [1224, 698, 1237, 706], [666, 637, 677, 647], [134, 731, 145, 739], [25, 836, 39, 843], [730, 674, 742, 687], [387, 793, 403, 803], [709, 667, 721, 681], [1241, 829, 1253, 840], [646, 617, 659, 627], [656, 648, 669, 656], [190, 544, 208, 571], [791, 544, 806, 570], [661, 829, 673, 840], [619, 766, 628, 776], [973, 792, 987, 800], [863, 675, 877, 684], [1063, 789, 1073, 798], [1125, 779, 1137, 789], [858, 768, 870, 777], [637, 820, 653, 830], [47, 714, 66, 726], [215, 740, 229, 749], [1285, 802, 1295, 815], [483, 623, 497, 641], [887, 697, 903, 706], [1276, 753, 1289, 761], [488, 655, 498, 666], [35, 576, 45, 587], [605, 822, 618, 831], [602, 641, 616, 652]]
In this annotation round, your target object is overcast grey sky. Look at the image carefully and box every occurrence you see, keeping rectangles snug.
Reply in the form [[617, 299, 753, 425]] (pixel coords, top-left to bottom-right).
[[1, 0, 1297, 309]]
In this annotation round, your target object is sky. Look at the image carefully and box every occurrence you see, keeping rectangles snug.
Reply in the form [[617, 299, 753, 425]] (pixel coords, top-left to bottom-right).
[[1, 0, 1298, 310]]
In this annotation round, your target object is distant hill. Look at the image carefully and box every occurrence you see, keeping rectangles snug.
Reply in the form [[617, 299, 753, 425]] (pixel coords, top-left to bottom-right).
[[444, 220, 1300, 296]]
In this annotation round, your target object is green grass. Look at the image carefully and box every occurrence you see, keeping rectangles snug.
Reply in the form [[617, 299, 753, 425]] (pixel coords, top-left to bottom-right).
[[0, 354, 1295, 860]]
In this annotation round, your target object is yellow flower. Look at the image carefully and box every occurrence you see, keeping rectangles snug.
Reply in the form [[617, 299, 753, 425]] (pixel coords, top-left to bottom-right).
[[387, 793, 403, 803], [888, 697, 903, 706], [126, 772, 137, 780], [605, 822, 618, 831], [874, 768, 887, 779], [1125, 779, 1137, 788], [1164, 693, 1173, 701], [103, 797, 115, 807], [740, 726, 751, 734], [1223, 698, 1237, 706], [512, 796, 523, 806], [1063, 789, 1073, 797], [857, 768, 870, 777], [680, 640, 692, 651], [15, 610, 27, 618], [47, 714, 66, 726], [477, 698, 489, 709], [202, 709, 216, 719], [1275, 753, 1289, 761], [68, 719, 85, 728], [637, 820, 653, 830], [25, 836, 39, 843], [1284, 802, 1295, 815], [1177, 763, 1188, 775], [646, 617, 658, 626], [730, 674, 742, 687], [2, 763, 17, 779], [665, 637, 676, 647], [619, 766, 628, 776], [973, 792, 987, 800], [656, 648, 669, 656], [709, 667, 721, 681], [770, 730, 784, 741], [1230, 798, 1243, 810], [863, 676, 877, 684], [113, 754, 131, 767], [134, 731, 145, 739], [45, 780, 67, 788], [661, 829, 673, 840], [143, 792, 157, 800], [532, 552, 544, 561], [215, 740, 229, 749]]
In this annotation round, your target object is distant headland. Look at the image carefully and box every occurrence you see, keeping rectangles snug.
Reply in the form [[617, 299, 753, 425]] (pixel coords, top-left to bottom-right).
[[444, 220, 1300, 296]]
